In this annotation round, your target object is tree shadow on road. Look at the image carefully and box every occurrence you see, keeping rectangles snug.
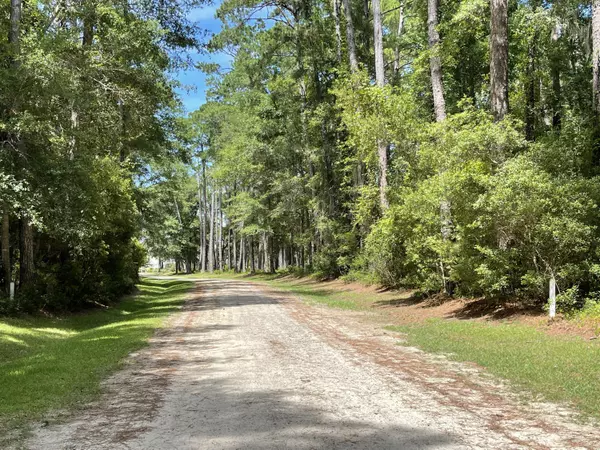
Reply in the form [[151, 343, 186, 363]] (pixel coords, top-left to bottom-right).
[[139, 374, 459, 449]]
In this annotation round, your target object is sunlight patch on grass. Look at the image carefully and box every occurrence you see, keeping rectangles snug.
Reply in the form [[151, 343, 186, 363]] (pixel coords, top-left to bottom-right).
[[0, 278, 192, 440]]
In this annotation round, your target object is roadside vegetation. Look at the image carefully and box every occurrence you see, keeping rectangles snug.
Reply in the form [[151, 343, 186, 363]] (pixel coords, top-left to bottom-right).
[[0, 278, 192, 443], [0, 0, 201, 312], [140, 0, 600, 321], [388, 320, 600, 418]]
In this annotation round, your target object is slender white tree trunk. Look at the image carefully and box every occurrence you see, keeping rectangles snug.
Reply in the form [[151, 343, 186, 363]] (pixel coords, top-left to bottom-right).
[[233, 228, 238, 272], [593, 0, 600, 114], [428, 0, 446, 122], [218, 190, 223, 271], [333, 0, 342, 63], [208, 191, 215, 273], [373, 0, 389, 210], [202, 159, 208, 271], [196, 167, 205, 272]]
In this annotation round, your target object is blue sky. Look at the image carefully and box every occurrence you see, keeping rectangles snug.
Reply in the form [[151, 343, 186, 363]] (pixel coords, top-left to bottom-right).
[[174, 2, 232, 114]]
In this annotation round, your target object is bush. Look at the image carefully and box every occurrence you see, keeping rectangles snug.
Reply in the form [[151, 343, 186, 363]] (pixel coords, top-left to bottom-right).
[[360, 109, 600, 305], [18, 236, 146, 313]]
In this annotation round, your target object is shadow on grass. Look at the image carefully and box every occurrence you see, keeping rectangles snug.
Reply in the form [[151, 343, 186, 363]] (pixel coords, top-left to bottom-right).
[[373, 291, 545, 321], [450, 298, 543, 320], [372, 291, 430, 309]]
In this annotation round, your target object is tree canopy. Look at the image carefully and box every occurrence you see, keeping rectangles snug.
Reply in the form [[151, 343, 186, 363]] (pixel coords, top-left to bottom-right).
[[4, 0, 600, 314]]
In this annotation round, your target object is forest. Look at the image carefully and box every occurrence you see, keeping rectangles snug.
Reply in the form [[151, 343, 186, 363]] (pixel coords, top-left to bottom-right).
[[0, 0, 202, 311], [3, 0, 600, 314]]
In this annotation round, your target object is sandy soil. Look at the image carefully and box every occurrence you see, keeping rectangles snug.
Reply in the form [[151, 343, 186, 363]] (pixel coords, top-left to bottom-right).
[[26, 279, 600, 449]]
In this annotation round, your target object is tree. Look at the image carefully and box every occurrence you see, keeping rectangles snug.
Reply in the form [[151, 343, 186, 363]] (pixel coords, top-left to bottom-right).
[[373, 0, 389, 210], [490, 0, 509, 120], [428, 0, 446, 122], [342, 0, 359, 72], [0, 0, 202, 310], [594, 0, 600, 115]]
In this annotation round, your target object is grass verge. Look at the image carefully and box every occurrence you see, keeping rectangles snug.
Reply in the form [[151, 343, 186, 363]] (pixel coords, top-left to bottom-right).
[[0, 278, 192, 442], [386, 319, 600, 418]]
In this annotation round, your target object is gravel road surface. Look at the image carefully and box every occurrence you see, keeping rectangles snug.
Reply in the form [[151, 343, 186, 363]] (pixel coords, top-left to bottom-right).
[[27, 278, 600, 449]]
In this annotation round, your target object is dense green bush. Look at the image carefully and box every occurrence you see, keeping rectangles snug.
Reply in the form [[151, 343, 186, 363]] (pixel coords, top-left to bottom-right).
[[15, 236, 146, 313], [358, 110, 600, 305]]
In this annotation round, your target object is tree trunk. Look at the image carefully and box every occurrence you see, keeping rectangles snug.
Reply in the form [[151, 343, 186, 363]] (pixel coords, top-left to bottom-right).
[[228, 227, 232, 270], [333, 0, 342, 63], [19, 218, 33, 288], [258, 237, 263, 270], [239, 233, 245, 272], [262, 232, 270, 273], [490, 0, 509, 120], [525, 32, 537, 141], [9, 0, 21, 52], [593, 0, 600, 164], [196, 166, 205, 272], [208, 191, 215, 273], [10, 0, 32, 290], [218, 190, 223, 271], [373, 0, 385, 88], [250, 237, 255, 273], [233, 229, 238, 272], [342, 0, 359, 72], [393, 0, 405, 76], [376, 141, 389, 210], [372, 0, 389, 210], [363, 0, 371, 49], [2, 211, 10, 294], [428, 0, 446, 122], [426, 0, 452, 293], [290, 232, 294, 267], [594, 0, 600, 115], [173, 197, 183, 226], [202, 159, 208, 271], [550, 57, 561, 130], [82, 1, 95, 47]]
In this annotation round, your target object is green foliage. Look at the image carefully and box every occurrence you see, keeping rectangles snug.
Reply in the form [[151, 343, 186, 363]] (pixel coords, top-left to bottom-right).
[[6, 0, 597, 314], [0, 0, 199, 311], [155, 0, 600, 314]]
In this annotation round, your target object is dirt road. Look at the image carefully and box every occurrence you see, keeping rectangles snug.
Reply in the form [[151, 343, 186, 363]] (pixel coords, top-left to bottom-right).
[[28, 279, 600, 449]]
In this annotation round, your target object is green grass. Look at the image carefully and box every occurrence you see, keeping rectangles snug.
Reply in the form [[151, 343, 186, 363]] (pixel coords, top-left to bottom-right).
[[0, 278, 192, 439], [387, 319, 600, 418]]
